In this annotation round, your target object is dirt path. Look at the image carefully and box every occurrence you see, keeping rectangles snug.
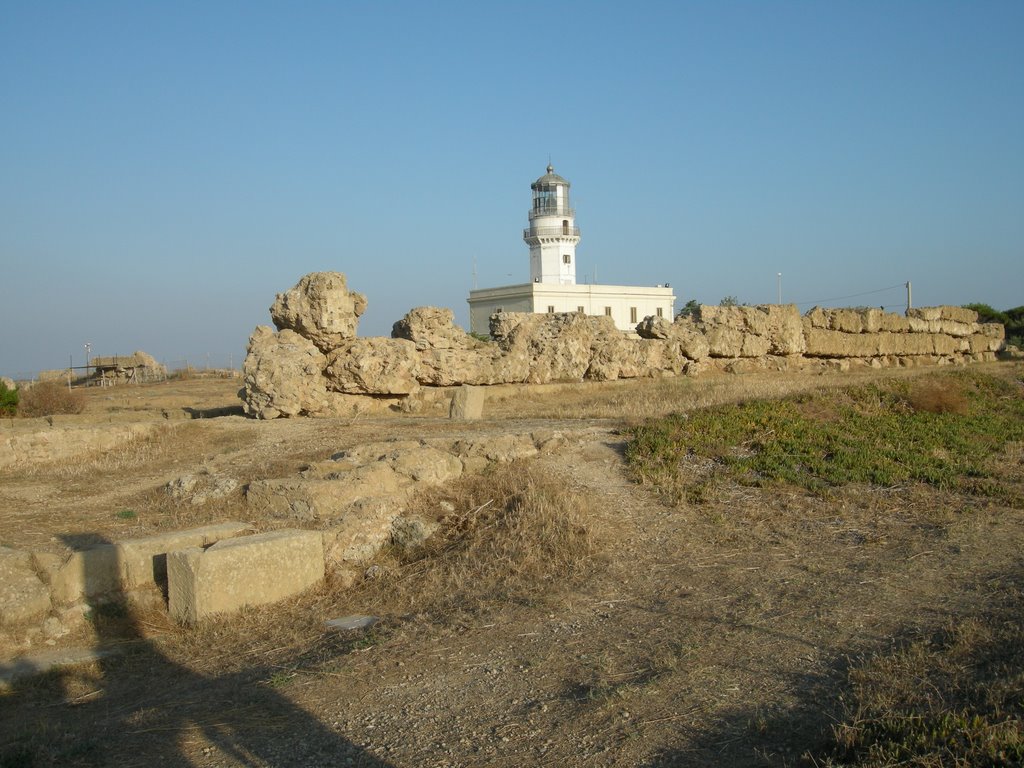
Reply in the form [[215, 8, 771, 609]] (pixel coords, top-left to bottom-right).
[[4, 369, 1022, 767]]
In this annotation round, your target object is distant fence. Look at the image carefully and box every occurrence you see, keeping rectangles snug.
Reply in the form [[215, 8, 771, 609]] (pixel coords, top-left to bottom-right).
[[6, 353, 243, 386], [163, 354, 242, 377]]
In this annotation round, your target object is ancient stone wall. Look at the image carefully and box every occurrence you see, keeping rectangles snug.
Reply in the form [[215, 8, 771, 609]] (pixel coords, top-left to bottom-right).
[[239, 273, 1007, 419]]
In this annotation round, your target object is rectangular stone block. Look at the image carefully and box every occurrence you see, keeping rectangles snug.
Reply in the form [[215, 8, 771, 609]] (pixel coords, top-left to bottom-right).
[[449, 385, 485, 419], [51, 545, 120, 605], [167, 529, 324, 623], [117, 522, 252, 590]]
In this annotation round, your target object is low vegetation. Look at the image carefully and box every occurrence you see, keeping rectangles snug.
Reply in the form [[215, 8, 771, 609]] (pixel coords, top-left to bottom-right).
[[0, 381, 17, 417], [626, 369, 1024, 503], [363, 462, 600, 618], [626, 366, 1024, 765], [15, 380, 86, 417], [818, 575, 1024, 766]]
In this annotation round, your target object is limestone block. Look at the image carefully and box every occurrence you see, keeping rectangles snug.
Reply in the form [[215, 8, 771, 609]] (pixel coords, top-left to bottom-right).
[[270, 272, 366, 352], [389, 446, 464, 484], [828, 309, 863, 334], [167, 529, 324, 623], [979, 322, 1006, 341], [324, 338, 420, 395], [805, 307, 829, 329], [328, 440, 425, 469], [450, 385, 485, 420], [247, 465, 412, 522], [392, 307, 474, 351], [740, 333, 771, 358], [0, 547, 51, 627], [457, 434, 539, 463], [636, 316, 673, 339], [804, 328, 881, 358], [943, 306, 979, 324], [934, 320, 975, 338], [878, 331, 932, 356], [706, 327, 743, 358], [416, 347, 499, 386], [241, 327, 329, 419], [764, 305, 806, 355], [323, 498, 403, 564], [907, 307, 942, 322], [931, 334, 959, 356], [51, 545, 120, 604], [117, 522, 252, 590], [906, 316, 929, 333]]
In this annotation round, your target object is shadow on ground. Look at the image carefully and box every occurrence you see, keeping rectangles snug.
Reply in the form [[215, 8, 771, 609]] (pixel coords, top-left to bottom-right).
[[0, 534, 393, 768]]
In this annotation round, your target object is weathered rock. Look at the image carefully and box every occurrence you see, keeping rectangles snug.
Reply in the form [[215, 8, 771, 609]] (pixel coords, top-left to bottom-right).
[[391, 516, 440, 551], [247, 465, 412, 522], [167, 530, 324, 623], [455, 434, 539, 463], [392, 307, 475, 351], [324, 338, 420, 395], [165, 473, 240, 506], [416, 347, 499, 386], [492, 312, 617, 384], [50, 545, 120, 605], [635, 316, 673, 340], [705, 326, 744, 358], [269, 272, 367, 353], [388, 446, 464, 484], [241, 327, 329, 419], [323, 497, 404, 564], [117, 523, 252, 590], [450, 385, 485, 419], [0, 548, 51, 627]]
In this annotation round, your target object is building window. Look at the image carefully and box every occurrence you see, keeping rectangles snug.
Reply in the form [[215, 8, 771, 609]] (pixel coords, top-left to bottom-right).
[[656, 307, 664, 318], [604, 306, 612, 317], [547, 305, 555, 314], [577, 305, 585, 313], [563, 254, 571, 264], [630, 307, 637, 323], [562, 220, 569, 235]]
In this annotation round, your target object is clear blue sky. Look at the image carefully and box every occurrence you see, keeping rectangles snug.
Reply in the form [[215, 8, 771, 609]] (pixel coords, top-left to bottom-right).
[[2, 1, 1022, 378]]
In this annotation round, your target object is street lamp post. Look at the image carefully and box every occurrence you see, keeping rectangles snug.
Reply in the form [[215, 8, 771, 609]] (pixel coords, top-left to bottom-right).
[[84, 342, 91, 384], [777, 273, 782, 305]]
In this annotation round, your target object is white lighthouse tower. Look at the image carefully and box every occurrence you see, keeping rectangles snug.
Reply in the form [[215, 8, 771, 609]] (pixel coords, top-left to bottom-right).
[[467, 164, 675, 335], [524, 165, 579, 285]]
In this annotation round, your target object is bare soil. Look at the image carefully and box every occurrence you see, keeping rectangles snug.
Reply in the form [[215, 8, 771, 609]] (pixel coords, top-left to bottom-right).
[[2, 365, 1022, 767]]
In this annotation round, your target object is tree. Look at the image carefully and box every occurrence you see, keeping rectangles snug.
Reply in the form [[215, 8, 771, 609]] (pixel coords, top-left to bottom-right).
[[0, 380, 18, 418], [676, 299, 700, 319], [719, 295, 739, 307]]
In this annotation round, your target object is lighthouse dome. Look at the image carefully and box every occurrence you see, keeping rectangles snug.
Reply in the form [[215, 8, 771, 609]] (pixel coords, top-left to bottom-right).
[[531, 164, 571, 190]]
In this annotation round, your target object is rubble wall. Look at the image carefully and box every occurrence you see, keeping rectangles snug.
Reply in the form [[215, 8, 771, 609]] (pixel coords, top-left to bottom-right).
[[240, 273, 1008, 419]]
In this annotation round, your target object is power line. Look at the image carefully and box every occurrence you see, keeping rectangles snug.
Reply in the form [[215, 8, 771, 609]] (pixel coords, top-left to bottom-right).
[[792, 283, 906, 308]]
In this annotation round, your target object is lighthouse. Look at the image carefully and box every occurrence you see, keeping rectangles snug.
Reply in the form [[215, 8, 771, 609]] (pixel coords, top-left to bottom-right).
[[524, 165, 579, 285], [467, 165, 675, 335]]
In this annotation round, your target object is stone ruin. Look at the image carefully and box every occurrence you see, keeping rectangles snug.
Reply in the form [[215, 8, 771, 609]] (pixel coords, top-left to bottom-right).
[[240, 272, 1007, 419]]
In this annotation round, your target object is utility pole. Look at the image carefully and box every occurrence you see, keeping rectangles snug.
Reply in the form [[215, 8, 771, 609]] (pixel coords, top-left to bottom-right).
[[777, 272, 782, 304], [906, 281, 912, 312]]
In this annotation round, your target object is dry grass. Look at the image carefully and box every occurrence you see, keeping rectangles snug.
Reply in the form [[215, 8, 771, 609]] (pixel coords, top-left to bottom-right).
[[483, 367, 940, 423], [17, 381, 86, 417], [905, 379, 970, 415], [375, 461, 600, 615], [137, 461, 603, 677]]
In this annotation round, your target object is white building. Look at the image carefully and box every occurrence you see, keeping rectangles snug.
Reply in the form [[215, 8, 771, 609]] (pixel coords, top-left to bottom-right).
[[468, 165, 675, 335]]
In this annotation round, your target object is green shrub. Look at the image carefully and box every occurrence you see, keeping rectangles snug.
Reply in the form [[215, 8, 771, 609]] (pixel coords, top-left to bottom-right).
[[17, 381, 86, 417], [626, 370, 1024, 502], [0, 381, 17, 417]]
